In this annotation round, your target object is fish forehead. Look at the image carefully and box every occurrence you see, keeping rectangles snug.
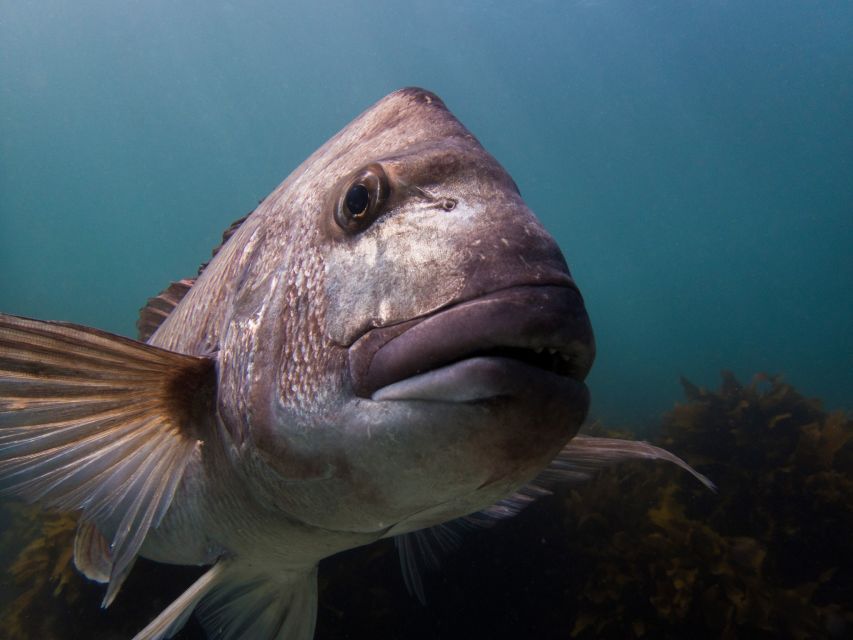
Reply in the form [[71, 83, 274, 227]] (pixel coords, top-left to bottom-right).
[[275, 88, 498, 203], [315, 87, 475, 168]]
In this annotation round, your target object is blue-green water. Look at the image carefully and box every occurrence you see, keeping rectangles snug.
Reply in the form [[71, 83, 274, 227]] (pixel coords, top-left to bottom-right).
[[1, 0, 850, 425]]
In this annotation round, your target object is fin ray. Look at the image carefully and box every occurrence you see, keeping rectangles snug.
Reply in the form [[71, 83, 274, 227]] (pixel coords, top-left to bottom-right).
[[136, 212, 251, 342], [0, 313, 213, 604], [137, 279, 196, 343], [131, 562, 227, 640], [195, 566, 318, 640], [395, 522, 467, 604], [74, 519, 112, 583], [534, 435, 715, 491]]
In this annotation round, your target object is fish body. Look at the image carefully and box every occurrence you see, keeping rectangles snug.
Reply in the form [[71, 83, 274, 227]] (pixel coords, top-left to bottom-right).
[[0, 88, 709, 639]]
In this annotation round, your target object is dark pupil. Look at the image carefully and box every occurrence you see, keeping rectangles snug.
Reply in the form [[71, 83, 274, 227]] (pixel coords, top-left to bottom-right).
[[345, 184, 370, 216]]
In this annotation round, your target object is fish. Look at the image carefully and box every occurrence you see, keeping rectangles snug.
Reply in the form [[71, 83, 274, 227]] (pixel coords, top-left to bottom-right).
[[0, 88, 712, 640]]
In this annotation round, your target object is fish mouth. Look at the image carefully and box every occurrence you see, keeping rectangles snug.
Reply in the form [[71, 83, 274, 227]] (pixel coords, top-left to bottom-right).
[[347, 285, 595, 402]]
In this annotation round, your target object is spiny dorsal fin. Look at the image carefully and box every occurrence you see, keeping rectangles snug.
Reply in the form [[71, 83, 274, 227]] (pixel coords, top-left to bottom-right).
[[136, 212, 251, 342], [196, 213, 250, 276], [137, 279, 195, 342], [0, 313, 215, 605]]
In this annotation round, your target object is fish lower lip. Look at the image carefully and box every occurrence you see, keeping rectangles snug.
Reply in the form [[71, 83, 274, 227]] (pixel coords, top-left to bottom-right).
[[348, 285, 595, 399], [371, 356, 588, 402]]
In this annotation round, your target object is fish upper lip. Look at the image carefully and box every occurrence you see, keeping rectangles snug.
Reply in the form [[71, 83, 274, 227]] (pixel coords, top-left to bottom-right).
[[347, 284, 595, 399]]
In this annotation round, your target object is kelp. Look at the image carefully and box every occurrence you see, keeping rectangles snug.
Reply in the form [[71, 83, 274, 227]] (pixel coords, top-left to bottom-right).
[[0, 372, 850, 639], [0, 506, 79, 640], [567, 372, 853, 639]]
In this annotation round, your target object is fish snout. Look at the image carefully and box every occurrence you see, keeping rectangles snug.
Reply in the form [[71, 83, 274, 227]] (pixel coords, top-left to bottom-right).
[[455, 210, 577, 303]]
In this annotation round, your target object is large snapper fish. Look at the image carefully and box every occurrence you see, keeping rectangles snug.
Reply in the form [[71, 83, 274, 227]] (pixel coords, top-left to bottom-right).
[[0, 88, 709, 639]]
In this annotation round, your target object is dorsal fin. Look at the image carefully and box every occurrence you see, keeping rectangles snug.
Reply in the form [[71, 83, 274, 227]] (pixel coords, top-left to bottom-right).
[[195, 213, 250, 276], [136, 212, 251, 342], [137, 279, 195, 342]]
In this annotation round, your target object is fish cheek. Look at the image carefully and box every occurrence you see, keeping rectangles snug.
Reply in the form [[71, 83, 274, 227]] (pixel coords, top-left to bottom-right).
[[321, 210, 469, 346]]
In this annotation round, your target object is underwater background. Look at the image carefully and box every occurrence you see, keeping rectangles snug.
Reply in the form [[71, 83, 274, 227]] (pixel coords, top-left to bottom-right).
[[0, 1, 851, 638]]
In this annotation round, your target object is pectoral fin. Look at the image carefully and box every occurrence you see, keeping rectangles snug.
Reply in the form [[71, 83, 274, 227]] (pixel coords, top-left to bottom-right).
[[0, 313, 215, 605]]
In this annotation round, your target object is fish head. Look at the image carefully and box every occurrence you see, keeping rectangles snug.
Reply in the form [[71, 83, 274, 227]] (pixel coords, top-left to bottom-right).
[[214, 88, 594, 533]]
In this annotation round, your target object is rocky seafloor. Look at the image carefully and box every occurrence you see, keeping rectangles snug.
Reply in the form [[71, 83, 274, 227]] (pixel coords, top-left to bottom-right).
[[1, 372, 851, 639]]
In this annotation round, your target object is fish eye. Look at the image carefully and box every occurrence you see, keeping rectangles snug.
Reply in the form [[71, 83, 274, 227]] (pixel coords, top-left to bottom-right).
[[335, 164, 389, 233], [345, 184, 369, 216]]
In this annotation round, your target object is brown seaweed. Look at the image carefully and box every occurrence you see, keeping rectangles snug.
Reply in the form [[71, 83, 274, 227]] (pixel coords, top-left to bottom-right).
[[566, 372, 853, 639]]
